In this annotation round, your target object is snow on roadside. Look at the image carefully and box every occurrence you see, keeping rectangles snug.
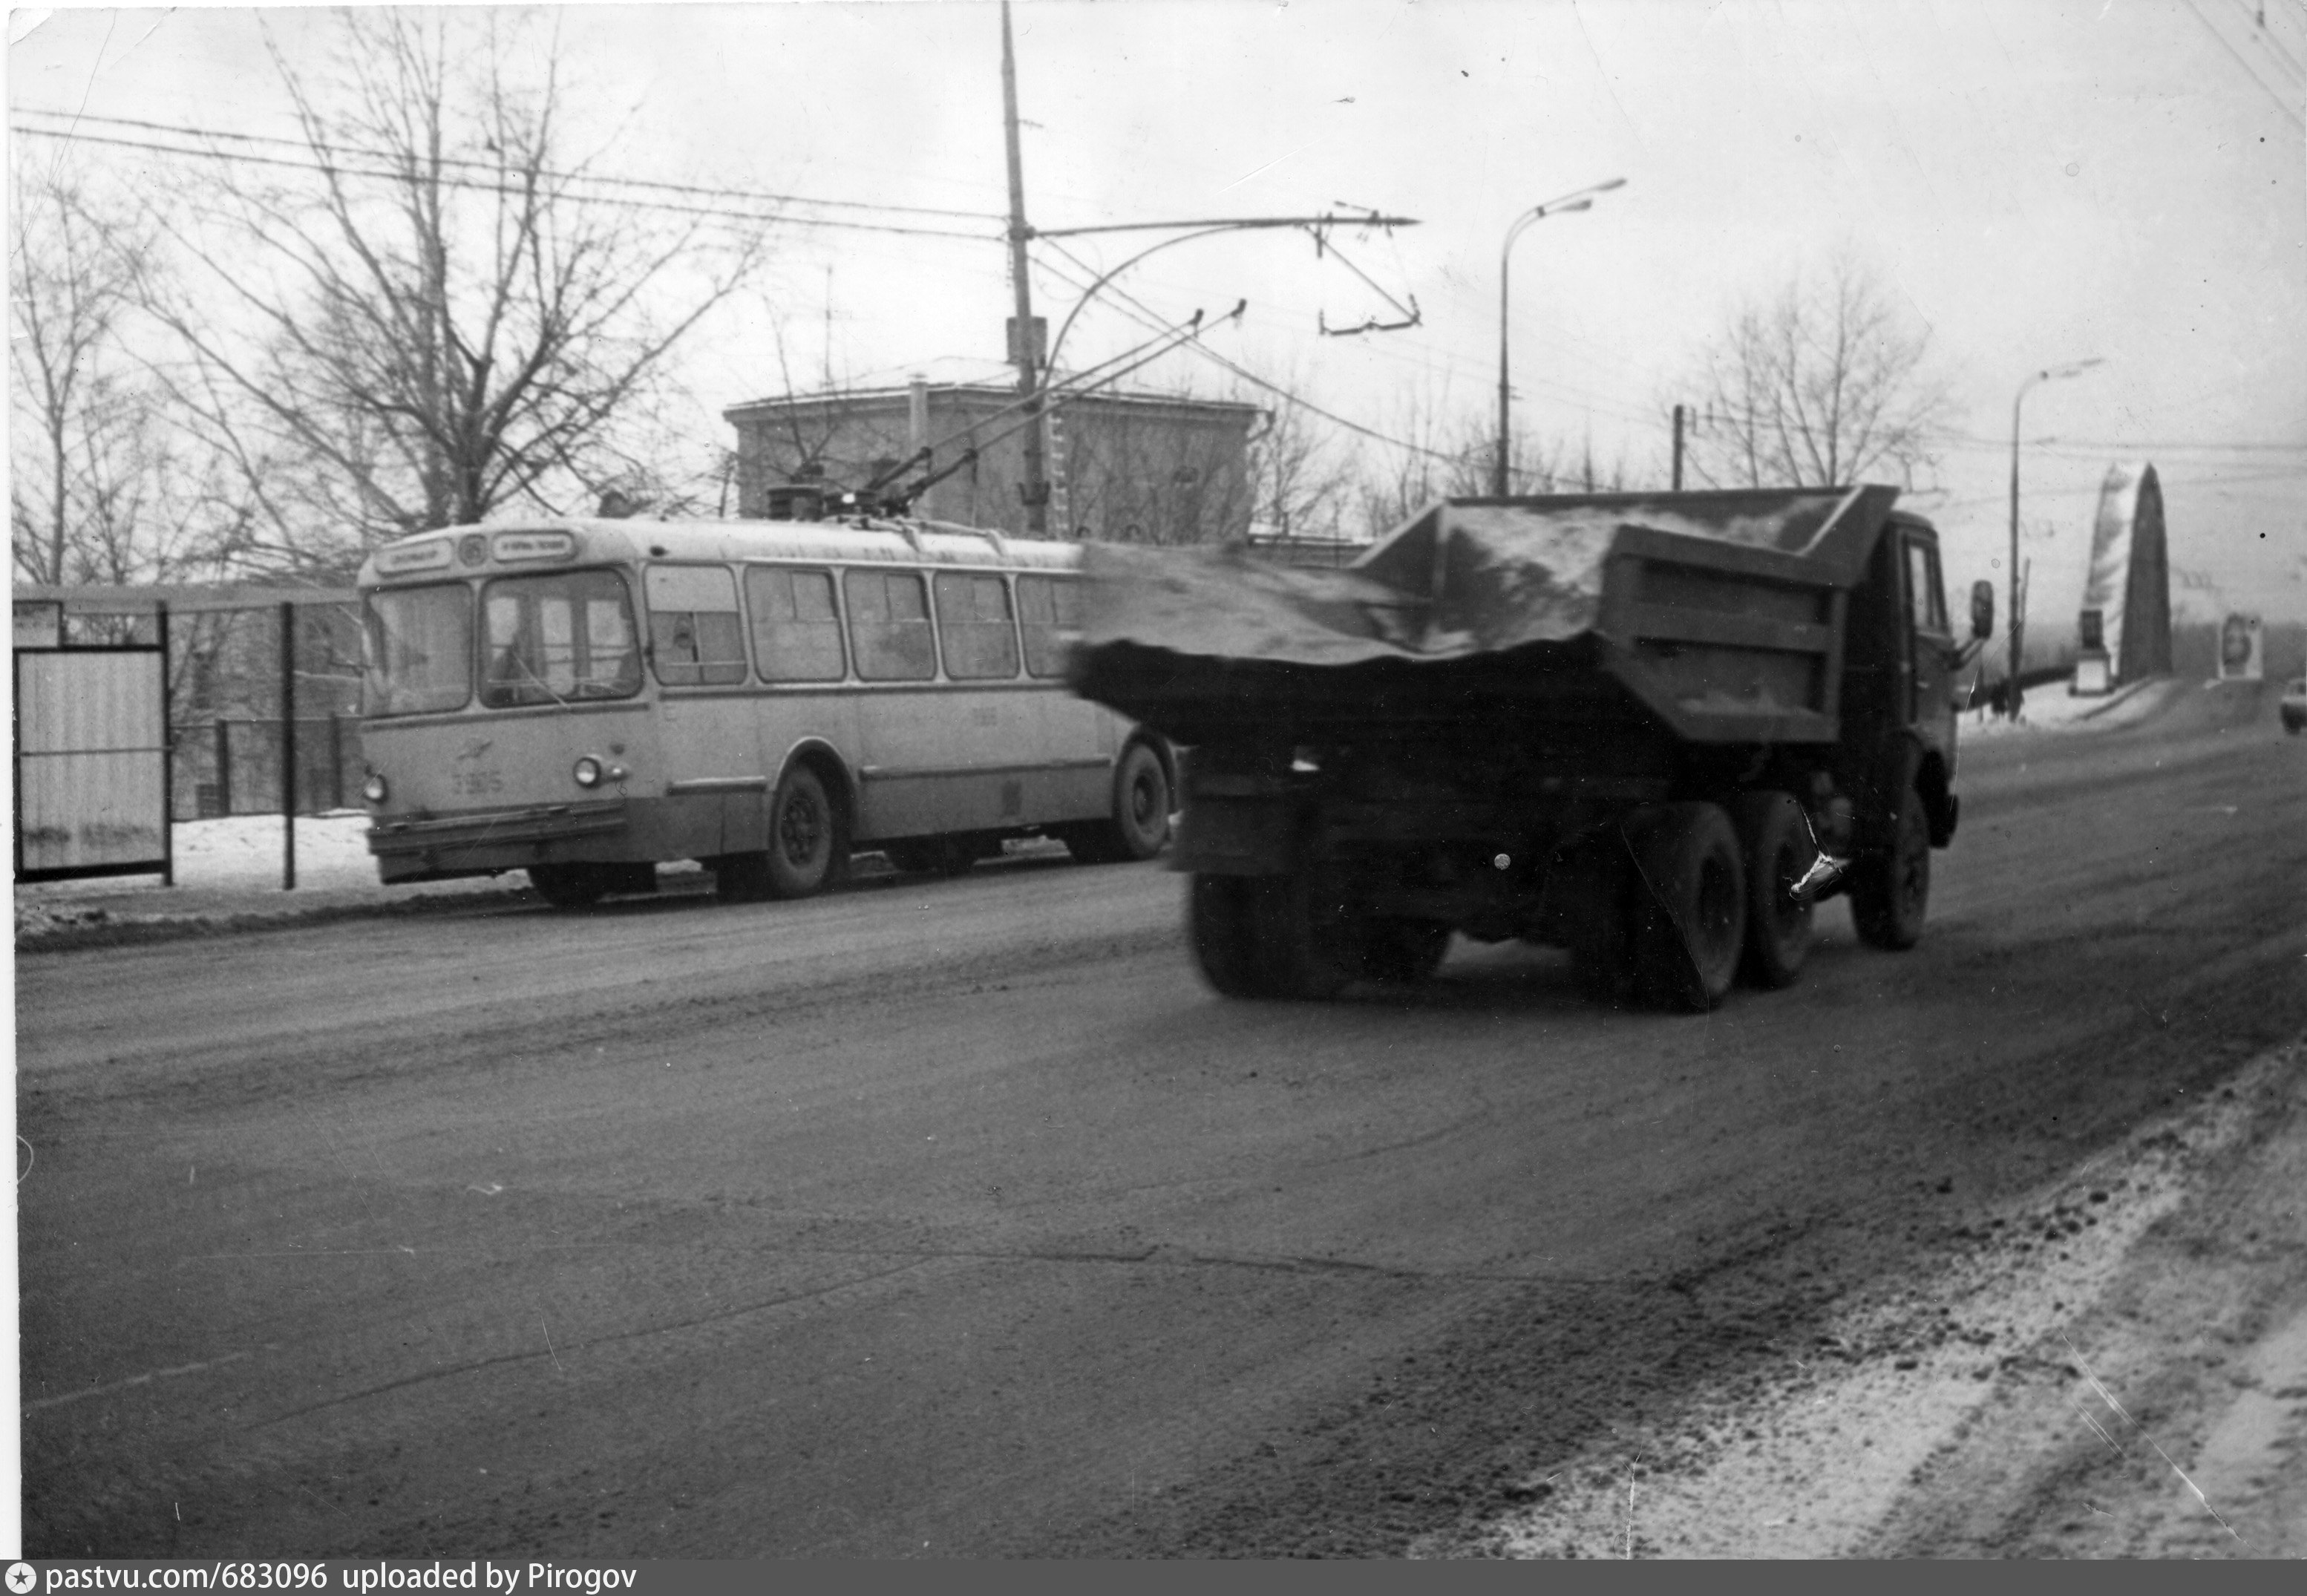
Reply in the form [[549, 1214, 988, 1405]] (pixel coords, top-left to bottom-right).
[[1960, 676, 2192, 739], [1433, 1042, 2294, 1559], [13, 812, 398, 900], [11, 813, 526, 943]]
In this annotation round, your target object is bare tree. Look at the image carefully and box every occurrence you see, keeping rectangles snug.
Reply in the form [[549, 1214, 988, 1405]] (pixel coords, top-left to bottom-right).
[[1243, 386, 1355, 543], [7, 161, 269, 588], [1683, 253, 1951, 490], [134, 10, 763, 570], [11, 166, 149, 583]]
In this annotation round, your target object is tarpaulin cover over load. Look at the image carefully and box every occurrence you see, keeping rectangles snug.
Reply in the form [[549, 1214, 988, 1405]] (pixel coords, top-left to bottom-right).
[[1071, 486, 1901, 745], [1079, 488, 1890, 661]]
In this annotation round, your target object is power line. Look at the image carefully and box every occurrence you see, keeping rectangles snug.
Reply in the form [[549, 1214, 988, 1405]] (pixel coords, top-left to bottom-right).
[[11, 104, 1010, 225], [2183, 0, 2307, 127], [8, 121, 1003, 243], [1930, 432, 2307, 454], [2224, 0, 2307, 84]]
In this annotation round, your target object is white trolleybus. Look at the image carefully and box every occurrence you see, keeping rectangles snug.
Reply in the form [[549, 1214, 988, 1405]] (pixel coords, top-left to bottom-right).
[[355, 517, 1174, 907]]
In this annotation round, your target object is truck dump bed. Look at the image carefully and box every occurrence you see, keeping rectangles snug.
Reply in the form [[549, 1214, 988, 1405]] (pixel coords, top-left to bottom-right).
[[1071, 485, 1901, 748]]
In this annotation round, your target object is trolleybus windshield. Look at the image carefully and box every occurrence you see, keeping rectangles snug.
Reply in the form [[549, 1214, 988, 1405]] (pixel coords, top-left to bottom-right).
[[363, 583, 473, 716]]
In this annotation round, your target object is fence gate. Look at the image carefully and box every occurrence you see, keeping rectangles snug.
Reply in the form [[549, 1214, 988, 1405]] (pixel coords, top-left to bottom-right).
[[13, 635, 173, 883]]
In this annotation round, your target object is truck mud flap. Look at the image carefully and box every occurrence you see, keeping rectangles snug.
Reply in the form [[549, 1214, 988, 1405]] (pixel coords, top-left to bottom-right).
[[1174, 795, 1298, 875]]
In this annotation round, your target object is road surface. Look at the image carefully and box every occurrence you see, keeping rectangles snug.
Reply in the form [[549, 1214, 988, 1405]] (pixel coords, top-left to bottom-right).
[[16, 681, 2305, 1557]]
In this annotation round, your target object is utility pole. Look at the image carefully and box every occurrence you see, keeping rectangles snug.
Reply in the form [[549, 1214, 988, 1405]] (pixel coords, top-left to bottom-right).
[[1001, 1, 1048, 534], [1671, 404, 1686, 491]]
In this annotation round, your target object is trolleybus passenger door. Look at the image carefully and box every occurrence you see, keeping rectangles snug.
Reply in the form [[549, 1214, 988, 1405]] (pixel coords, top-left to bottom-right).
[[932, 570, 1036, 831], [844, 566, 949, 839], [1017, 572, 1111, 822], [644, 563, 760, 858]]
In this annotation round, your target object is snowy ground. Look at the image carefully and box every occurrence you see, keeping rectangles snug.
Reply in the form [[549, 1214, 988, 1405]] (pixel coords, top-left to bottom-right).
[[10, 811, 547, 944], [1958, 675, 2195, 739]]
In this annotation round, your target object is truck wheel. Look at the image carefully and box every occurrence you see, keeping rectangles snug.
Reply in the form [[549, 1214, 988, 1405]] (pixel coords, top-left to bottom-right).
[[765, 765, 843, 899], [1556, 838, 1637, 1006], [529, 863, 606, 909], [1629, 802, 1747, 1011], [1360, 918, 1452, 986], [1249, 869, 1355, 1000], [1066, 742, 1171, 863], [1187, 874, 1266, 996], [1851, 781, 1929, 949], [1731, 791, 1815, 989]]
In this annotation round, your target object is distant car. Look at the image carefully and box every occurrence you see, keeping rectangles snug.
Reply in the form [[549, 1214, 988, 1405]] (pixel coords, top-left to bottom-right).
[[2283, 675, 2307, 735]]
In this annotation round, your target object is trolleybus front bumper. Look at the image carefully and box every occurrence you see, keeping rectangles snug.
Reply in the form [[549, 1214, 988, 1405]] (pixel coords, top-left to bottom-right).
[[367, 797, 629, 881]]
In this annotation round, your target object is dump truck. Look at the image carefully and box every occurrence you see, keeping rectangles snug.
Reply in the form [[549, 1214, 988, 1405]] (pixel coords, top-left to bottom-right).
[[1068, 486, 1991, 1008]]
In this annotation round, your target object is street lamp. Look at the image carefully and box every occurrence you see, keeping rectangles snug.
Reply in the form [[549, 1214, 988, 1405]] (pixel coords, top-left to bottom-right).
[[2006, 357, 2104, 714], [1495, 178, 1625, 497]]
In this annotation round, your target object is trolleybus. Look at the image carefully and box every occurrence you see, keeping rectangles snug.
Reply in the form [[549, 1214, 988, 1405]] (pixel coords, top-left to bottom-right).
[[355, 516, 1173, 907]]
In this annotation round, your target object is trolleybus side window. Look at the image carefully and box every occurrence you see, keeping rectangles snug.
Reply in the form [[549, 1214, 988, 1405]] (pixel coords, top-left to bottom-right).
[[1016, 574, 1080, 679], [482, 569, 642, 707], [843, 568, 937, 681], [363, 583, 473, 716], [646, 564, 748, 687], [745, 566, 846, 683], [933, 571, 1021, 681]]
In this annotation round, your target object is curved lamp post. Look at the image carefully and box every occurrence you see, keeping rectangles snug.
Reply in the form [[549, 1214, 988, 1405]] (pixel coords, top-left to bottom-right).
[[1495, 178, 1625, 497], [2007, 356, 2104, 713]]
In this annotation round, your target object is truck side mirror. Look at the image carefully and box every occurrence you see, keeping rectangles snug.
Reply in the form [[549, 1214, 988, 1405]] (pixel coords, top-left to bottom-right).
[[1970, 580, 1995, 642]]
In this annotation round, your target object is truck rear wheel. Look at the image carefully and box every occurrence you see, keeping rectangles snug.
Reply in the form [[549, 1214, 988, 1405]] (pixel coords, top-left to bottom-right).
[[1359, 918, 1451, 986], [1249, 868, 1356, 1000], [1629, 802, 1747, 1011], [1731, 790, 1816, 988], [1187, 874, 1266, 996], [1851, 781, 1929, 950]]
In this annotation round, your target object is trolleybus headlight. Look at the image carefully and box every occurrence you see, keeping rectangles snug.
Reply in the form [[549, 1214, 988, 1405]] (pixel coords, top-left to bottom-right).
[[362, 771, 388, 805], [573, 756, 603, 788]]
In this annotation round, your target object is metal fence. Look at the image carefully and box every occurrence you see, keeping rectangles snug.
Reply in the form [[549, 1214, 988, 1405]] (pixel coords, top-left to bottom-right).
[[177, 715, 367, 820]]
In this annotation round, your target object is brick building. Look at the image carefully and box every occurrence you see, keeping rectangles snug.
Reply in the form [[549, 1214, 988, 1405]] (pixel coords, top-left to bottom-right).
[[723, 359, 1263, 545]]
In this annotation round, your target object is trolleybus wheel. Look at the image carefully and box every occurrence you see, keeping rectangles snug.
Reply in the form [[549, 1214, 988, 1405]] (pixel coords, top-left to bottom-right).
[[765, 765, 842, 899], [1065, 742, 1171, 863], [1629, 802, 1747, 1012], [529, 863, 606, 909], [1851, 780, 1930, 950], [1187, 873, 1266, 997], [1730, 790, 1816, 989]]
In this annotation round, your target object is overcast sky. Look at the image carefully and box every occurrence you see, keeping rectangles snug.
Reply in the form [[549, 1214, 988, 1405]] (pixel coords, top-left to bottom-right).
[[10, 1, 2305, 627]]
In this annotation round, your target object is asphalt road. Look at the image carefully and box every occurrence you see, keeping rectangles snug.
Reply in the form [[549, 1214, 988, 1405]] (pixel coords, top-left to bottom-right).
[[16, 681, 2306, 1557]]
